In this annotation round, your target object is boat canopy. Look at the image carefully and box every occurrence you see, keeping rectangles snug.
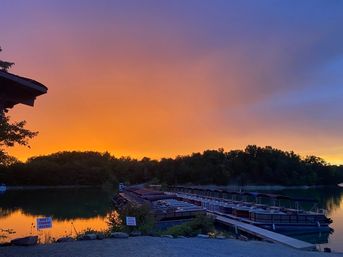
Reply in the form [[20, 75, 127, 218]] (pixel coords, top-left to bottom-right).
[[170, 186, 318, 203], [288, 197, 319, 203], [143, 194, 175, 201], [242, 192, 290, 200], [226, 191, 318, 203]]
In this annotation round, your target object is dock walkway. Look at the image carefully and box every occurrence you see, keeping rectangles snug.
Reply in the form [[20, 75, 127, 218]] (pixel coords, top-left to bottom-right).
[[213, 213, 316, 250]]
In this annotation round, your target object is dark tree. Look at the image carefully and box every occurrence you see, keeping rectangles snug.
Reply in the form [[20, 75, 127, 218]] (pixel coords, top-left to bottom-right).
[[0, 47, 37, 165], [1, 146, 343, 186], [0, 113, 38, 165], [0, 47, 15, 72]]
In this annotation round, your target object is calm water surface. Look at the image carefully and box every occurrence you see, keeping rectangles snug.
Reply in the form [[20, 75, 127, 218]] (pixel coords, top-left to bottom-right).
[[0, 187, 343, 252], [258, 187, 343, 252], [0, 188, 114, 243]]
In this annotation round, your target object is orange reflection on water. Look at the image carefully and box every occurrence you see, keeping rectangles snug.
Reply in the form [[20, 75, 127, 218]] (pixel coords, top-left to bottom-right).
[[328, 198, 343, 249], [0, 210, 109, 243]]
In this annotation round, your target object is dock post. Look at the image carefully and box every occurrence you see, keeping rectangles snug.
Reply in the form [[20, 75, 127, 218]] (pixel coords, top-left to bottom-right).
[[234, 225, 239, 238]]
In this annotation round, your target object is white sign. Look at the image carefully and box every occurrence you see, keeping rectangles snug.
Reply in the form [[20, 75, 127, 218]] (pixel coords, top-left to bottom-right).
[[125, 216, 137, 226], [36, 217, 52, 230]]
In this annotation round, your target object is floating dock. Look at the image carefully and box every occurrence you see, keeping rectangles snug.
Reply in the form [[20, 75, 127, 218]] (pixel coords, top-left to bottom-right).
[[166, 187, 321, 251], [113, 187, 205, 222], [117, 185, 317, 251], [212, 212, 316, 250]]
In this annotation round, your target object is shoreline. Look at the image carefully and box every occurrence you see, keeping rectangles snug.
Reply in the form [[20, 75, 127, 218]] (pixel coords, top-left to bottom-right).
[[0, 237, 341, 257], [5, 185, 100, 191], [181, 184, 341, 191], [4, 183, 342, 191]]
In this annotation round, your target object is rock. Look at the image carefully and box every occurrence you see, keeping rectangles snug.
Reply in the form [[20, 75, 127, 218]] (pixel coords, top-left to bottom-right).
[[82, 233, 97, 240], [148, 232, 160, 237], [56, 236, 74, 243], [130, 231, 142, 237], [162, 235, 174, 239], [215, 235, 226, 239], [238, 235, 249, 241], [197, 234, 209, 239], [0, 242, 12, 247], [96, 233, 105, 240], [176, 236, 186, 239], [324, 247, 332, 253], [11, 236, 38, 246], [110, 232, 129, 239]]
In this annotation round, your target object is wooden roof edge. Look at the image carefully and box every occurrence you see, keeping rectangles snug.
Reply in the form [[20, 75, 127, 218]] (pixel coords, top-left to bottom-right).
[[0, 70, 48, 94]]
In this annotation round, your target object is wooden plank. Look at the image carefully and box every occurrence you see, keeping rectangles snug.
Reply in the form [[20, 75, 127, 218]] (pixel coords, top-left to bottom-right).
[[213, 213, 316, 250]]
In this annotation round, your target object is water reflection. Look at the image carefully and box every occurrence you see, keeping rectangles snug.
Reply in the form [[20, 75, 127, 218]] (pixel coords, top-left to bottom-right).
[[1, 187, 343, 251], [2, 187, 343, 220], [268, 187, 343, 214], [0, 188, 114, 242], [0, 210, 109, 243], [283, 231, 330, 245], [258, 187, 343, 249], [0, 188, 113, 220]]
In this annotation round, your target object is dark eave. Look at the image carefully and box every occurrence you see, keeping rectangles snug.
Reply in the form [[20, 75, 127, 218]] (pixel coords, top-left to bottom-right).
[[0, 70, 48, 109]]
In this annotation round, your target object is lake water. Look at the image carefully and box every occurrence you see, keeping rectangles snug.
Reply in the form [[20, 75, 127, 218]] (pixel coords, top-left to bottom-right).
[[259, 187, 343, 252], [0, 187, 343, 252], [0, 188, 114, 243]]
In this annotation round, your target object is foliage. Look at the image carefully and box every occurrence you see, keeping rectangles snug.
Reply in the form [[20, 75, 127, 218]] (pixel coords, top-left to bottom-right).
[[76, 228, 107, 240], [0, 228, 15, 241], [163, 215, 215, 237], [0, 151, 18, 166], [0, 47, 15, 72], [0, 115, 38, 148], [37, 232, 55, 244], [108, 205, 155, 234], [0, 146, 342, 186], [0, 114, 38, 166], [0, 48, 36, 166], [0, 151, 113, 185], [106, 210, 123, 232]]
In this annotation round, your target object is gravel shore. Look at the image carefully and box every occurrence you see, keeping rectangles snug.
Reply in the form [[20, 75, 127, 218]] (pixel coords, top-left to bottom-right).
[[0, 237, 342, 257]]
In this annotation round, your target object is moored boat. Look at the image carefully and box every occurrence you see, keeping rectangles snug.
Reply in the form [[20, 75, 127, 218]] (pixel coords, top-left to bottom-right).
[[166, 186, 332, 233], [112, 186, 206, 227]]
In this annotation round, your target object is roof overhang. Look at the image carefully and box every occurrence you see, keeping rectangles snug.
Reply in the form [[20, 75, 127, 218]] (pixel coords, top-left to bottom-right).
[[0, 70, 48, 109]]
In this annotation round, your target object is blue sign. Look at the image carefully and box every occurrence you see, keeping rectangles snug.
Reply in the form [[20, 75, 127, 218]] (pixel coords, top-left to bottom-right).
[[36, 217, 52, 230], [126, 216, 137, 226]]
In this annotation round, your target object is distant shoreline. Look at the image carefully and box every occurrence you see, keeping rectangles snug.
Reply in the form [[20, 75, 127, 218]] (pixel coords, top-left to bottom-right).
[[4, 184, 342, 191], [178, 184, 342, 191], [6, 185, 100, 190]]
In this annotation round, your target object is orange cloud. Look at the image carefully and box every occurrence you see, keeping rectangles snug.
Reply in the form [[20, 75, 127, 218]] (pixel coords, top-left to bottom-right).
[[2, 1, 343, 164]]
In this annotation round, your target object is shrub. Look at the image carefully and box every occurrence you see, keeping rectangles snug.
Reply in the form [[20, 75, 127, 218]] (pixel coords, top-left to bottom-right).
[[163, 215, 215, 237], [107, 204, 155, 235], [75, 228, 107, 240], [106, 211, 123, 232]]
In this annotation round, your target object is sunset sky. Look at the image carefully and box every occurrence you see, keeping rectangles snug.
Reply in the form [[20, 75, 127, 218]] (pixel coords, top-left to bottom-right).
[[1, 0, 343, 164]]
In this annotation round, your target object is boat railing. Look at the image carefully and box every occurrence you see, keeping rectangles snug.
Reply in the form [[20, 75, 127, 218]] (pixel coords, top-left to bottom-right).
[[175, 191, 330, 216]]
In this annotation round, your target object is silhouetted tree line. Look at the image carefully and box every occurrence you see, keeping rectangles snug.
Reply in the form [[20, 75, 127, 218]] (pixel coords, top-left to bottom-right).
[[0, 146, 342, 186]]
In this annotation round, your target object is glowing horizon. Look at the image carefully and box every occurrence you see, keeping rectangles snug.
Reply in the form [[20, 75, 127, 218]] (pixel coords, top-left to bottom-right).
[[2, 0, 343, 165]]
